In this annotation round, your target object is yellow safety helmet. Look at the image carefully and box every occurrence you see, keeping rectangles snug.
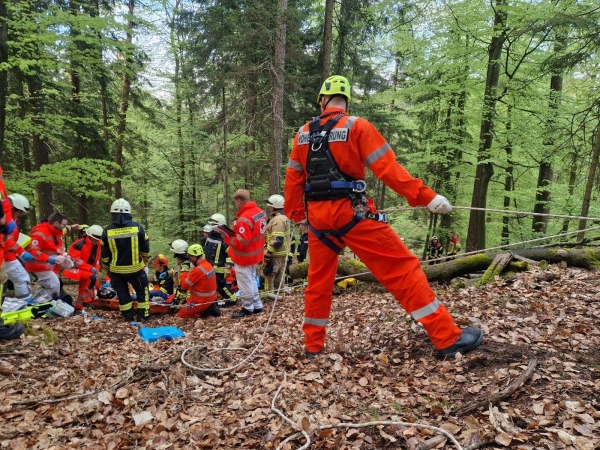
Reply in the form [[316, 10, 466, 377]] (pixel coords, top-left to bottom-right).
[[317, 75, 351, 103], [187, 244, 204, 257]]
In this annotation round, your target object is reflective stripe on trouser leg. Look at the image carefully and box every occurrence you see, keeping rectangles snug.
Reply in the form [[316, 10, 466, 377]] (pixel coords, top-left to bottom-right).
[[132, 270, 150, 316], [342, 219, 462, 350], [263, 256, 286, 292], [303, 231, 340, 353], [5, 259, 31, 299], [216, 273, 235, 300], [111, 273, 133, 312], [235, 264, 262, 311]]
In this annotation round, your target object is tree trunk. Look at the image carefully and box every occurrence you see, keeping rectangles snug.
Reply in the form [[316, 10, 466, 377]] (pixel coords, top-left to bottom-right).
[[0, 0, 8, 164], [532, 33, 565, 234], [561, 149, 579, 233], [222, 85, 230, 224], [578, 118, 600, 239], [321, 0, 334, 83], [69, 0, 89, 224], [28, 74, 53, 219], [269, 0, 287, 195], [502, 106, 514, 244], [113, 0, 134, 199], [466, 0, 507, 252], [289, 247, 600, 284], [334, 0, 348, 74]]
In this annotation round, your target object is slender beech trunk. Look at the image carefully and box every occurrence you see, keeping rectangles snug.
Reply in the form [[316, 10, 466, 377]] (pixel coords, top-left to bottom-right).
[[18, 79, 36, 225], [114, 0, 134, 198], [321, 0, 334, 83], [334, 0, 348, 73], [222, 86, 230, 224], [69, 0, 89, 224], [578, 120, 600, 239], [188, 97, 198, 241], [28, 74, 53, 219], [466, 0, 507, 252], [269, 0, 287, 195], [0, 0, 8, 164], [501, 106, 514, 244], [244, 79, 256, 193], [533, 33, 566, 234], [561, 150, 579, 232]]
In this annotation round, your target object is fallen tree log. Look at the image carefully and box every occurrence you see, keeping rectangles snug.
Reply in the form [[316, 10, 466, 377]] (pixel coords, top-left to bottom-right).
[[288, 247, 600, 283]]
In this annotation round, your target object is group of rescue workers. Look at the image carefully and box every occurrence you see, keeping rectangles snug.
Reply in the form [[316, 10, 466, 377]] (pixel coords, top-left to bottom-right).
[[0, 75, 483, 360], [426, 231, 461, 263]]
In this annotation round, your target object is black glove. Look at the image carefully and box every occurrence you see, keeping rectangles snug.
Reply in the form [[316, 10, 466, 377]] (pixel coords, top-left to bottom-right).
[[263, 259, 275, 276]]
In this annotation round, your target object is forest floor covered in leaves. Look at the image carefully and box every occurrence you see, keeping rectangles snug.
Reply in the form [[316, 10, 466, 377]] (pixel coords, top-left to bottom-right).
[[0, 264, 599, 450]]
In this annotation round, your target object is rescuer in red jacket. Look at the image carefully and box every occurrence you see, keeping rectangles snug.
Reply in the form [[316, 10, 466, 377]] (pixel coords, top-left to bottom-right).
[[65, 225, 103, 309], [25, 213, 68, 298], [284, 75, 483, 360], [177, 244, 221, 319], [216, 189, 266, 319], [4, 194, 35, 302]]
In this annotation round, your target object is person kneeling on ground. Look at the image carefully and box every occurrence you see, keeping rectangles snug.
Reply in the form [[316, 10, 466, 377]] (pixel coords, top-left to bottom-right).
[[149, 254, 174, 300], [176, 244, 221, 319]]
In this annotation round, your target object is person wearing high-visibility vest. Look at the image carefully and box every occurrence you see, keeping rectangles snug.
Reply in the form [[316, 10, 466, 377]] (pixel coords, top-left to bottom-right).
[[205, 213, 236, 306], [101, 199, 150, 321], [169, 239, 190, 304], [284, 75, 483, 360], [262, 194, 291, 293]]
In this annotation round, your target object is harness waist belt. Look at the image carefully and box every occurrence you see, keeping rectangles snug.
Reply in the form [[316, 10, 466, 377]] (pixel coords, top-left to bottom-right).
[[305, 180, 365, 192]]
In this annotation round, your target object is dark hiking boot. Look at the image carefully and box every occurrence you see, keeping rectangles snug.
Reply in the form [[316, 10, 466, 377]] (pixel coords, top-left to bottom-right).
[[122, 310, 135, 322], [232, 308, 253, 319], [305, 348, 322, 360], [201, 303, 221, 318], [253, 308, 264, 315], [437, 326, 483, 359], [137, 312, 153, 322], [0, 323, 25, 341]]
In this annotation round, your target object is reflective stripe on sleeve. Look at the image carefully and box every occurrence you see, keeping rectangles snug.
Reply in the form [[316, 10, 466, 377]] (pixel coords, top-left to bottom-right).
[[410, 298, 441, 320], [192, 289, 216, 297], [287, 159, 304, 174], [304, 317, 329, 326], [232, 247, 264, 258], [364, 143, 391, 168], [346, 116, 359, 130]]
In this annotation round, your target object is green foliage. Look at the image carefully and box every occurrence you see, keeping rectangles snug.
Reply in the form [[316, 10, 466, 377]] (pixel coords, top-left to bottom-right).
[[1, 0, 600, 253]]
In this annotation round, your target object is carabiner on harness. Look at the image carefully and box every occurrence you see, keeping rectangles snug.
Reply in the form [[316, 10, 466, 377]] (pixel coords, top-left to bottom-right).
[[310, 131, 328, 152], [353, 180, 366, 193]]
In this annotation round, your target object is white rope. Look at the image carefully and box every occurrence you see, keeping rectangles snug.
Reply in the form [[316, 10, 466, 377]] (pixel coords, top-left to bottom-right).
[[379, 205, 600, 223], [424, 224, 600, 264], [180, 227, 296, 373], [272, 372, 464, 450]]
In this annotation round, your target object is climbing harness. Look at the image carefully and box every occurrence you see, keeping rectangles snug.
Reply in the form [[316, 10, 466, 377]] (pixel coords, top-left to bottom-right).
[[304, 114, 386, 253]]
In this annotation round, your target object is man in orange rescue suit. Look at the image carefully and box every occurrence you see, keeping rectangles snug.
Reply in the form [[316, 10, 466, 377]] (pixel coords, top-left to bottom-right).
[[284, 75, 483, 360], [176, 244, 221, 319], [66, 225, 103, 309], [217, 189, 266, 318], [101, 199, 150, 321]]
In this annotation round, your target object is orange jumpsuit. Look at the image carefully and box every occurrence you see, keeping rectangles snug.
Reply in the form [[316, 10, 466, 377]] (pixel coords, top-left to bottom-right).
[[284, 107, 461, 353], [176, 258, 218, 318], [67, 237, 101, 308]]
